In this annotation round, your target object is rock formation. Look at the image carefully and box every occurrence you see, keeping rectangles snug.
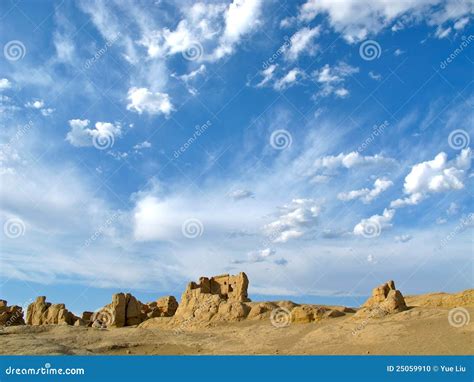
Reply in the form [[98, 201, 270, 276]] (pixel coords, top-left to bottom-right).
[[355, 280, 407, 318], [142, 296, 178, 319], [91, 293, 146, 328], [26, 296, 78, 325], [173, 272, 251, 323], [0, 300, 25, 326]]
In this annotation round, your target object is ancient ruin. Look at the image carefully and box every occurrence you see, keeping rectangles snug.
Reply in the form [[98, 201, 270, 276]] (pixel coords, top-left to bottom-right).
[[26, 296, 79, 325], [0, 300, 25, 327], [355, 280, 407, 318]]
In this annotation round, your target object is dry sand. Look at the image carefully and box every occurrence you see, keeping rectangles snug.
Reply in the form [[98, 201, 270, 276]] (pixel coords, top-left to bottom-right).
[[1, 295, 472, 355]]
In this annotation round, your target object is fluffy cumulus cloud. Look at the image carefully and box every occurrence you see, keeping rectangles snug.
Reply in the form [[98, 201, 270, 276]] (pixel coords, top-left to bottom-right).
[[66, 119, 122, 147], [126, 87, 174, 116], [0, 78, 12, 90], [297, 0, 472, 42], [264, 199, 321, 243], [314, 62, 359, 98], [391, 148, 471, 208], [284, 26, 321, 61], [213, 0, 263, 60], [353, 208, 395, 237], [338, 178, 393, 204]]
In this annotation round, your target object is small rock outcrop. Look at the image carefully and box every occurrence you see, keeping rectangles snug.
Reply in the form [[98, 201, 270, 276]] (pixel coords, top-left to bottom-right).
[[26, 296, 78, 325], [174, 272, 251, 323], [0, 300, 25, 326], [355, 280, 407, 318]]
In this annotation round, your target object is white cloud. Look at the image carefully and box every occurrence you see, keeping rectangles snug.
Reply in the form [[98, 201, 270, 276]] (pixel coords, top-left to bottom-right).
[[394, 48, 405, 56], [228, 189, 254, 200], [447, 202, 459, 216], [263, 198, 321, 243], [133, 141, 152, 150], [395, 234, 413, 243], [213, 0, 263, 60], [172, 65, 206, 95], [454, 17, 470, 30], [234, 248, 276, 263], [25, 99, 55, 116], [284, 26, 321, 61], [314, 62, 359, 98], [274, 68, 304, 91], [435, 25, 451, 38], [313, 151, 395, 172], [338, 178, 393, 204], [40, 108, 55, 116], [0, 78, 11, 91], [126, 87, 174, 116], [66, 119, 122, 147], [369, 71, 382, 81], [296, 0, 472, 43], [353, 208, 395, 237], [25, 100, 45, 109], [256, 64, 277, 88], [390, 149, 471, 208]]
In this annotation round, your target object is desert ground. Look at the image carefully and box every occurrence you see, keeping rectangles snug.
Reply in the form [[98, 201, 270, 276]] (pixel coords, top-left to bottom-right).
[[1, 293, 472, 355]]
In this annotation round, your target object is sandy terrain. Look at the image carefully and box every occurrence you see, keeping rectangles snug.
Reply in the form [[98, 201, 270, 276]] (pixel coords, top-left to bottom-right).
[[1, 303, 472, 355]]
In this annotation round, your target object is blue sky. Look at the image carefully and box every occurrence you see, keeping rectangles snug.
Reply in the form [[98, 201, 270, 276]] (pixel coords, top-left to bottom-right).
[[0, 0, 473, 314]]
